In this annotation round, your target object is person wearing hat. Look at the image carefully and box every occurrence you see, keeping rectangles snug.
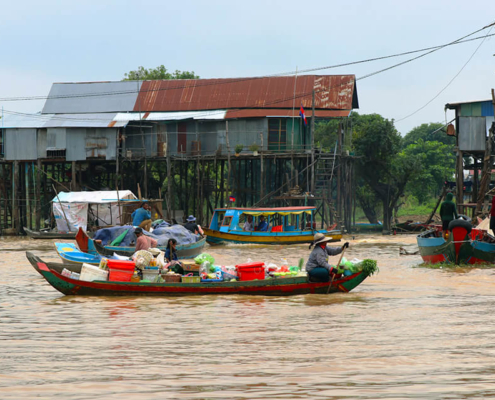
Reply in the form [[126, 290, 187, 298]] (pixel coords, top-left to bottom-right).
[[132, 202, 152, 232], [184, 215, 204, 235], [306, 233, 349, 282], [134, 227, 158, 251]]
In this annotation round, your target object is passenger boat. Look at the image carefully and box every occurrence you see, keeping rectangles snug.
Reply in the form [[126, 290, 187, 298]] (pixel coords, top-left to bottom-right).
[[24, 227, 77, 240], [75, 228, 207, 259], [34, 261, 373, 296], [417, 219, 495, 264], [204, 206, 342, 245]]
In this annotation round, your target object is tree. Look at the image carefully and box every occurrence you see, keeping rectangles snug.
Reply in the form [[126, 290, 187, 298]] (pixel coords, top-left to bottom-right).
[[403, 123, 455, 148], [123, 65, 199, 81], [353, 114, 422, 231], [403, 139, 455, 203]]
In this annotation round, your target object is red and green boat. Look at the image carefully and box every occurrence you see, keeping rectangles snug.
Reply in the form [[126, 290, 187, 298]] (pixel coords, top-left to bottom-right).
[[417, 219, 495, 265], [34, 261, 375, 296]]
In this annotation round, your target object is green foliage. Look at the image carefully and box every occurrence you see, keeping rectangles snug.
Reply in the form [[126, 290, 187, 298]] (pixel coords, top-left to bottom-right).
[[352, 113, 422, 229], [396, 195, 437, 217], [249, 143, 259, 152], [123, 65, 199, 81], [355, 183, 380, 224], [403, 123, 455, 148], [402, 139, 455, 203], [361, 259, 379, 276], [235, 144, 243, 154], [314, 119, 339, 150]]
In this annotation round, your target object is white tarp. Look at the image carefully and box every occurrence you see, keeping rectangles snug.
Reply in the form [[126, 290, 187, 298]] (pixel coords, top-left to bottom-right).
[[52, 190, 137, 232]]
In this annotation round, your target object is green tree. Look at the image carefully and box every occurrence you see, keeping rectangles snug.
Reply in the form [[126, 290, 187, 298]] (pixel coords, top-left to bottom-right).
[[403, 123, 455, 148], [353, 114, 422, 230], [123, 65, 199, 81], [403, 139, 455, 203]]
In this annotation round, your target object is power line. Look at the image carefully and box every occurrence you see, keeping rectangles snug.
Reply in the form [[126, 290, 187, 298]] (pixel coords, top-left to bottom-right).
[[0, 26, 493, 103], [395, 26, 494, 123]]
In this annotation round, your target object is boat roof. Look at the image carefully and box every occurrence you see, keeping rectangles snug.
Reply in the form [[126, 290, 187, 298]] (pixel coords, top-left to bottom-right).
[[214, 206, 315, 212]]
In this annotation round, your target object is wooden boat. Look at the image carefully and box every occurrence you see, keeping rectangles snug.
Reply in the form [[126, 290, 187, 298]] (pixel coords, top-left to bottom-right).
[[204, 206, 342, 245], [352, 222, 382, 232], [26, 251, 82, 276], [75, 227, 207, 259], [24, 227, 77, 240], [35, 261, 373, 296], [417, 219, 495, 264], [54, 242, 102, 265], [393, 221, 427, 233]]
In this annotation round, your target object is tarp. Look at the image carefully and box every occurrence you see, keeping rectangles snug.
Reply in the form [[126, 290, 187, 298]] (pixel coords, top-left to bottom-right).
[[93, 225, 198, 247], [52, 190, 137, 232]]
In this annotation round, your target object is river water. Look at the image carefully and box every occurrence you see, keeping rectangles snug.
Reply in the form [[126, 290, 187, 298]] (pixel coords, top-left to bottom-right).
[[1, 234, 495, 399]]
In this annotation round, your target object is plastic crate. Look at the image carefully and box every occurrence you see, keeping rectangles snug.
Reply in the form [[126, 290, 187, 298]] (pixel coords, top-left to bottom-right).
[[161, 274, 181, 283], [142, 267, 159, 282], [108, 260, 135, 282], [236, 262, 265, 281], [80, 263, 108, 282]]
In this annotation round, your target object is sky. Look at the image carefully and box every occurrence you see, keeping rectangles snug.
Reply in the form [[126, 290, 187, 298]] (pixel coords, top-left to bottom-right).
[[1, 0, 494, 135]]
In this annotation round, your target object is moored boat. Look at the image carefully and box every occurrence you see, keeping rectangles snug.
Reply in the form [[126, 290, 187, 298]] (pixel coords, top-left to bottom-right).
[[204, 206, 341, 245], [35, 261, 374, 296], [352, 222, 382, 232], [417, 219, 495, 265], [26, 251, 82, 276], [75, 228, 206, 259], [24, 227, 78, 240]]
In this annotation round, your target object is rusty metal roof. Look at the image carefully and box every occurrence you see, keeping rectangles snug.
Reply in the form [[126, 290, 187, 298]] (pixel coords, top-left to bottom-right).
[[225, 109, 351, 119], [134, 75, 358, 113]]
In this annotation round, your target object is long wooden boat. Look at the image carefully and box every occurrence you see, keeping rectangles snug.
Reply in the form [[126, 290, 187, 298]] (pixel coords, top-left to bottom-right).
[[24, 227, 78, 240], [54, 242, 102, 265], [352, 222, 382, 232], [205, 206, 342, 245], [35, 261, 372, 296], [394, 221, 427, 233], [75, 227, 206, 259], [26, 251, 82, 276], [417, 219, 495, 264]]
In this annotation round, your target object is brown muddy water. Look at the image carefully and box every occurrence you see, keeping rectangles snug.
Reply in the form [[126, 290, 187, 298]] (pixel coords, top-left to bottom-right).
[[1, 234, 495, 399]]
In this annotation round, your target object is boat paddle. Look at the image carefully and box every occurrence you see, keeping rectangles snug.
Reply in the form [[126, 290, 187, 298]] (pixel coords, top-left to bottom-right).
[[326, 245, 347, 294]]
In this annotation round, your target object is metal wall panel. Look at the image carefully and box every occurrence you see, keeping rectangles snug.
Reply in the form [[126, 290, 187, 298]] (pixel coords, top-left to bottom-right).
[[5, 128, 38, 160], [47, 128, 66, 149], [66, 128, 117, 161], [37, 129, 47, 158], [481, 101, 494, 117], [459, 117, 486, 151]]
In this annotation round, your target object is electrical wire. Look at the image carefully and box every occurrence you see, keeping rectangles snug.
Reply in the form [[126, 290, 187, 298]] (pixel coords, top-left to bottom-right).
[[395, 25, 494, 123], [0, 27, 493, 103]]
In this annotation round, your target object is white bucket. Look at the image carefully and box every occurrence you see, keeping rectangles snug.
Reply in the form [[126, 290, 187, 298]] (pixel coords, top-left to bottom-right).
[[80, 263, 109, 282]]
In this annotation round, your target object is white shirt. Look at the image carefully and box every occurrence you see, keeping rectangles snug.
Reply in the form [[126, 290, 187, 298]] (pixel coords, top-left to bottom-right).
[[244, 220, 254, 231]]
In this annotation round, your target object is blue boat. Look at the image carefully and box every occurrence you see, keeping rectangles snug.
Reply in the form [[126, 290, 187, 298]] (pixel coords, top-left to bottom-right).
[[203, 206, 342, 245]]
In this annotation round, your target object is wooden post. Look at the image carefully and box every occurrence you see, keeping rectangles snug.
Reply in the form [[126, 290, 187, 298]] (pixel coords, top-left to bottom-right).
[[225, 121, 232, 201], [166, 133, 173, 220], [35, 160, 41, 230], [71, 161, 76, 191], [12, 161, 18, 232], [260, 132, 264, 201], [310, 90, 315, 194], [25, 163, 31, 230]]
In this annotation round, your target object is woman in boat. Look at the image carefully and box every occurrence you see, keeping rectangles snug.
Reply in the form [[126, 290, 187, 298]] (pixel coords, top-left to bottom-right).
[[165, 238, 178, 262], [439, 192, 458, 239], [184, 215, 205, 235], [306, 233, 349, 282]]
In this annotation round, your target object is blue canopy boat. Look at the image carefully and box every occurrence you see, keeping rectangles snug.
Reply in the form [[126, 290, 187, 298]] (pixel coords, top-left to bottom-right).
[[203, 206, 342, 245]]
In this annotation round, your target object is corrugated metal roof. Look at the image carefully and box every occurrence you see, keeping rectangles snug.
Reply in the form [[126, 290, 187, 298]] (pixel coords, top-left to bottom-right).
[[135, 75, 358, 112], [114, 110, 227, 122], [0, 113, 55, 128], [225, 109, 351, 119], [42, 81, 142, 114], [1, 113, 127, 128]]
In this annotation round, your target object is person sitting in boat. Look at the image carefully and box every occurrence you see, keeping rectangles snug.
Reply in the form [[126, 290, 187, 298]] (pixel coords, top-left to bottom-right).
[[257, 216, 269, 232], [306, 233, 349, 282], [132, 203, 152, 232], [184, 215, 204, 235], [439, 192, 458, 239], [243, 215, 254, 231], [165, 238, 179, 262], [134, 227, 157, 251]]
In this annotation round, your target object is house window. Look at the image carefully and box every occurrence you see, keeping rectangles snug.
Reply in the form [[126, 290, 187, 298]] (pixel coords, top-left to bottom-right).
[[268, 119, 287, 151], [222, 216, 232, 227]]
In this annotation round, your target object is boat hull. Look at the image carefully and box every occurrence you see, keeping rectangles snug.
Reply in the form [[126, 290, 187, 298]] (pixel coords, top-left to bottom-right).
[[417, 228, 495, 265], [204, 228, 342, 245], [36, 261, 370, 296], [26, 251, 82, 276], [24, 227, 77, 239]]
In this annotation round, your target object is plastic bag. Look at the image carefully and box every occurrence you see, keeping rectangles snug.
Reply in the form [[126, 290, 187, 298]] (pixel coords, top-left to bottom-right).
[[194, 253, 215, 265], [133, 250, 153, 270], [156, 251, 166, 268]]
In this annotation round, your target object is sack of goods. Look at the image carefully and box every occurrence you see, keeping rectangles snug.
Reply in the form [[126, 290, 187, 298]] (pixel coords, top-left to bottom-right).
[[132, 250, 153, 270]]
